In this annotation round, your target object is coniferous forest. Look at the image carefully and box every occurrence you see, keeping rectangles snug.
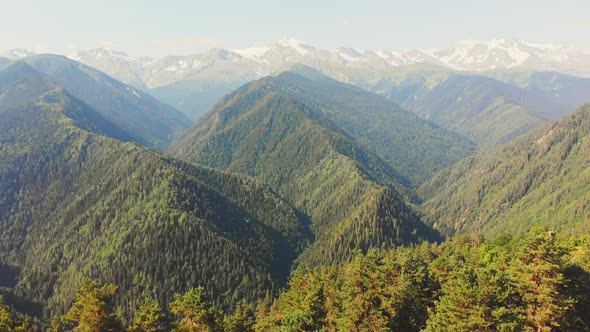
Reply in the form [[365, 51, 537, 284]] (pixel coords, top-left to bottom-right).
[[2, 8, 590, 330], [3, 230, 589, 331]]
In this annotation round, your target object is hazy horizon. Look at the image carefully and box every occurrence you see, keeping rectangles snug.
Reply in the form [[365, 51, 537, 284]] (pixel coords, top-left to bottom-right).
[[2, 0, 590, 57]]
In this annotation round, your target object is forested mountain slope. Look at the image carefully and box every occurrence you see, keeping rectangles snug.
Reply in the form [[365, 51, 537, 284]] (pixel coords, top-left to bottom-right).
[[258, 66, 474, 186], [150, 79, 246, 121], [419, 103, 590, 237], [22, 55, 191, 150], [171, 72, 442, 266], [382, 73, 565, 146], [0, 63, 310, 319], [488, 70, 590, 111]]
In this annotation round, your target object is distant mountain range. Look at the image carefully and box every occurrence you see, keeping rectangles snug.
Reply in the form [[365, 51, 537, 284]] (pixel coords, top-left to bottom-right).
[[3, 38, 590, 121], [5, 37, 590, 86], [3, 39, 590, 148]]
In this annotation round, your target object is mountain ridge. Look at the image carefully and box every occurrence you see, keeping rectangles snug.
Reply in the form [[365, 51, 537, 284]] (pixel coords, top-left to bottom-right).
[[19, 54, 192, 150], [0, 62, 312, 318], [170, 71, 443, 265], [418, 103, 590, 237]]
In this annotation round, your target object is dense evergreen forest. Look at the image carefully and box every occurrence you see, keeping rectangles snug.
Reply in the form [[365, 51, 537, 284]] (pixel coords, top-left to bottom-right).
[[170, 71, 449, 267], [22, 54, 191, 150], [1, 55, 590, 332], [419, 104, 590, 237], [0, 63, 310, 322], [3, 229, 588, 331], [172, 66, 473, 188]]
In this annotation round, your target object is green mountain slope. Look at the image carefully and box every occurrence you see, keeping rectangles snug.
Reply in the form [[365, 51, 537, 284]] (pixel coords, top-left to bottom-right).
[[383, 73, 564, 146], [0, 63, 132, 141], [0, 61, 60, 108], [418, 104, 590, 237], [260, 66, 474, 187], [171, 74, 441, 266], [22, 55, 191, 150], [150, 79, 248, 121], [0, 64, 309, 319], [488, 70, 590, 112]]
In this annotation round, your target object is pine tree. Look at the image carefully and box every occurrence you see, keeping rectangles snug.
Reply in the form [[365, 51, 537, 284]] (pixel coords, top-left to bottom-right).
[[170, 287, 222, 332], [252, 294, 276, 332], [62, 278, 122, 332], [0, 296, 30, 332], [0, 297, 13, 330], [337, 252, 389, 332], [224, 299, 256, 332], [511, 230, 573, 332], [129, 296, 167, 332], [274, 270, 327, 331]]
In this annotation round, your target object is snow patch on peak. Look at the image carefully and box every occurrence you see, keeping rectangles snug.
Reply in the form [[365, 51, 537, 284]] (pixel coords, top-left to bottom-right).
[[1, 48, 36, 59], [68, 47, 147, 64], [126, 86, 141, 97], [424, 38, 542, 70], [164, 64, 178, 72], [335, 47, 362, 57], [276, 37, 307, 47], [68, 53, 81, 61], [374, 49, 431, 67], [274, 37, 311, 56], [233, 46, 270, 61], [334, 47, 364, 63]]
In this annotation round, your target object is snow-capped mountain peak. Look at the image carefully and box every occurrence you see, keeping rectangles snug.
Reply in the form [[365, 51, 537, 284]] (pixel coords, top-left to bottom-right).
[[272, 37, 312, 57], [1, 48, 36, 59], [232, 46, 271, 61], [423, 38, 589, 72], [8, 37, 587, 91], [69, 47, 142, 62], [333, 47, 365, 64]]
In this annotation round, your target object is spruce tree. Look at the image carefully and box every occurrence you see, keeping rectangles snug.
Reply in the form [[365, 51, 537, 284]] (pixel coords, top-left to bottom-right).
[[511, 230, 573, 332], [170, 287, 222, 332], [62, 278, 122, 332], [129, 296, 167, 332]]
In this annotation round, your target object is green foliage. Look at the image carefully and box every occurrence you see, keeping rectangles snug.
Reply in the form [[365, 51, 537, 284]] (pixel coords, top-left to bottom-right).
[[0, 296, 31, 332], [22, 55, 191, 150], [40, 232, 588, 331], [510, 231, 573, 331], [129, 296, 167, 332], [255, 231, 590, 331], [425, 252, 522, 331], [61, 278, 122, 332], [0, 63, 310, 323], [420, 104, 590, 237], [273, 68, 475, 186], [223, 300, 256, 332], [170, 73, 442, 266], [170, 287, 223, 332], [3, 52, 590, 332]]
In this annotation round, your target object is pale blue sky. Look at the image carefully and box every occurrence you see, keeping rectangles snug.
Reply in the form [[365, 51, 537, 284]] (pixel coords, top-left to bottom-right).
[[2, 0, 589, 57]]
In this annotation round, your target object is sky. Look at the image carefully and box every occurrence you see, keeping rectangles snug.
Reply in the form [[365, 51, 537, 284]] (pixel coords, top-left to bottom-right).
[[1, 0, 590, 57]]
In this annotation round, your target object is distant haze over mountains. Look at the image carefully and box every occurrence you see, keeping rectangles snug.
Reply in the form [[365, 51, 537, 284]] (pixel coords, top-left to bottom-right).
[[3, 37, 590, 89], [4, 37, 589, 126]]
